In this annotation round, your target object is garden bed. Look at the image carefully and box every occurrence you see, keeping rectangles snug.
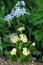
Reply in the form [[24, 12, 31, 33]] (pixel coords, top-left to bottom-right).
[[0, 57, 43, 65], [0, 0, 43, 65]]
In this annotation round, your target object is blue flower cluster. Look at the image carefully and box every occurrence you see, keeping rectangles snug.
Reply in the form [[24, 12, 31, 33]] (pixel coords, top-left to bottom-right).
[[5, 1, 30, 21]]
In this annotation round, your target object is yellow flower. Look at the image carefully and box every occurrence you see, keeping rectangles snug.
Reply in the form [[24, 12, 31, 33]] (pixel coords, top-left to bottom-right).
[[32, 42, 35, 46], [19, 34, 28, 43], [10, 34, 19, 43], [22, 47, 30, 56], [17, 27, 25, 32], [23, 48, 27, 51], [10, 48, 17, 55]]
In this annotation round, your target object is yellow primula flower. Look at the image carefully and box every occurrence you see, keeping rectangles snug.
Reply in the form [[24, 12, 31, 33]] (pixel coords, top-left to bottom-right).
[[32, 42, 35, 46], [17, 27, 25, 32], [10, 34, 20, 43], [10, 48, 17, 55], [23, 47, 27, 51], [19, 34, 28, 43], [22, 47, 30, 56]]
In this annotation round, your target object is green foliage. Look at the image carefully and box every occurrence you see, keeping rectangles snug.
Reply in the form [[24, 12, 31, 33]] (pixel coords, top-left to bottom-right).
[[0, 0, 43, 63], [32, 29, 43, 41], [0, 18, 8, 32]]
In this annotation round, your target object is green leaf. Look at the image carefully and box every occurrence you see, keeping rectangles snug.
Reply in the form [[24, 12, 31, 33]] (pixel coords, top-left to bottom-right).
[[4, 49, 10, 56], [32, 29, 43, 41]]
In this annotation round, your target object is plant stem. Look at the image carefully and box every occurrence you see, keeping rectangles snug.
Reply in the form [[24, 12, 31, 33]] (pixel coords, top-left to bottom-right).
[[29, 28, 32, 41]]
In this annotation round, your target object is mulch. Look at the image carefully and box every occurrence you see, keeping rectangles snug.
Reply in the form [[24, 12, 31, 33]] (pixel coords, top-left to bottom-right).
[[0, 57, 43, 65]]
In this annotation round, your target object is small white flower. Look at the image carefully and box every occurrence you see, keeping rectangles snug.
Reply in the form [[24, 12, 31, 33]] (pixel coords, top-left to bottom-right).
[[19, 34, 28, 43], [10, 48, 17, 55], [22, 47, 30, 56], [17, 27, 25, 31], [10, 33, 19, 43], [32, 42, 35, 46], [23, 47, 27, 51]]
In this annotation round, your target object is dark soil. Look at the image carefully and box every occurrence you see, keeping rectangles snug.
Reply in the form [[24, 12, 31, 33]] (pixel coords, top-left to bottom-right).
[[0, 57, 43, 65]]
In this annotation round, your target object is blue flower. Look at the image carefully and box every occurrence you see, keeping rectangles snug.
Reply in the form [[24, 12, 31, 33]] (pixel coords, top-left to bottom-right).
[[4, 1, 30, 21], [21, 1, 25, 7]]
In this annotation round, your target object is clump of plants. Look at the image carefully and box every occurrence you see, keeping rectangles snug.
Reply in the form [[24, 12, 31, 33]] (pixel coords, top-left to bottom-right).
[[1, 1, 36, 63], [0, 1, 36, 64], [0, 0, 43, 64], [3, 27, 36, 63]]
